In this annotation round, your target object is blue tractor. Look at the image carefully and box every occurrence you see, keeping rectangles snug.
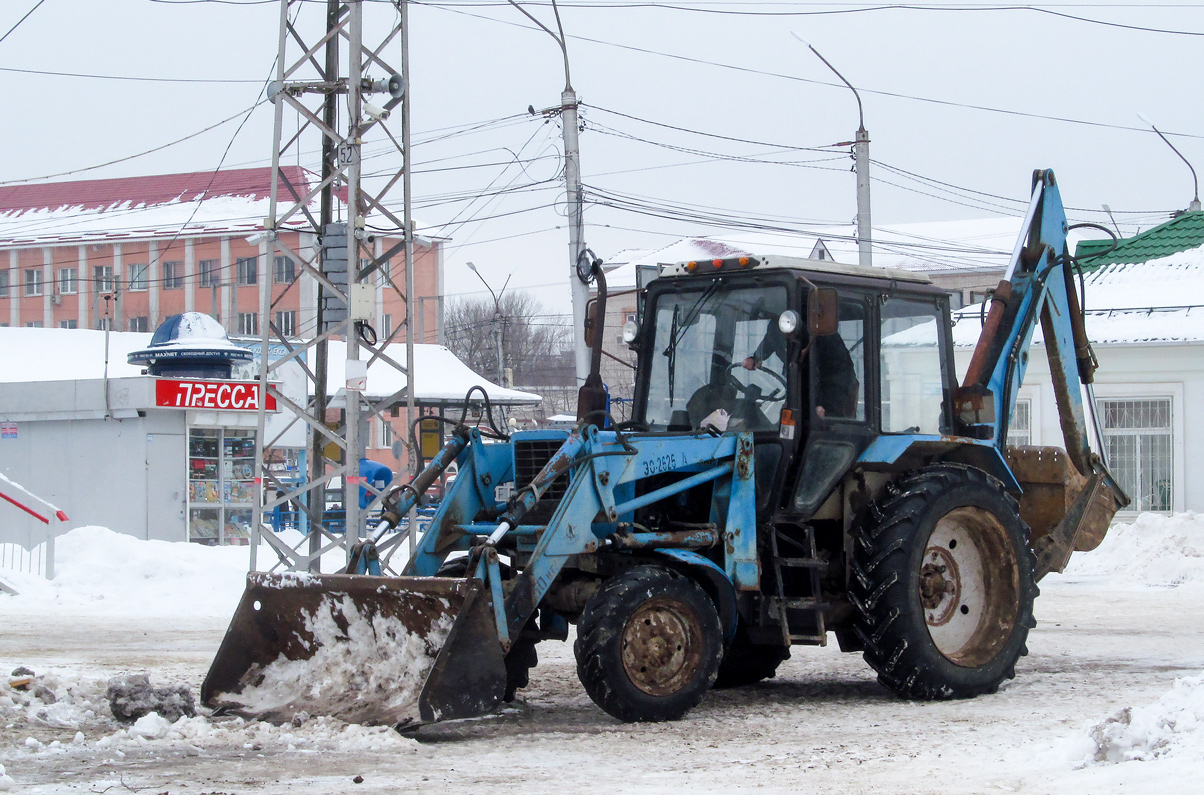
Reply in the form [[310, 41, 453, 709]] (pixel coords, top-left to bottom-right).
[[204, 170, 1127, 725]]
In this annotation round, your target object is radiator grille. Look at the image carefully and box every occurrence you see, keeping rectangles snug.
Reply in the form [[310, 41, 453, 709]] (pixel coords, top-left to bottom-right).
[[514, 439, 570, 504]]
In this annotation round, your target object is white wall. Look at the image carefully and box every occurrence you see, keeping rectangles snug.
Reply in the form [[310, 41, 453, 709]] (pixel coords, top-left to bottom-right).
[[0, 411, 187, 544]]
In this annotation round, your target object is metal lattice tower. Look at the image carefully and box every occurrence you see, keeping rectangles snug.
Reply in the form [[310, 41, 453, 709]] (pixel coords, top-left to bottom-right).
[[250, 0, 416, 573]]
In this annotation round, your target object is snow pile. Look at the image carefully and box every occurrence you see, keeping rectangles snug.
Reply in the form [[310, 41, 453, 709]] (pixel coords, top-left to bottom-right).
[[95, 713, 420, 754], [0, 670, 418, 757], [220, 594, 454, 725], [1079, 672, 1204, 764], [1060, 512, 1204, 588], [1, 526, 254, 617]]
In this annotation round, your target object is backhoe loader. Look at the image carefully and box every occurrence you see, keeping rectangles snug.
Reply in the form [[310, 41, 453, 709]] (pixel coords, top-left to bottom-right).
[[203, 169, 1127, 725]]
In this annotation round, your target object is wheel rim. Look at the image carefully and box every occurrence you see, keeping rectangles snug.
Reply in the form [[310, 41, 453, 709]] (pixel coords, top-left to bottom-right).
[[620, 596, 702, 696], [920, 507, 1020, 668]]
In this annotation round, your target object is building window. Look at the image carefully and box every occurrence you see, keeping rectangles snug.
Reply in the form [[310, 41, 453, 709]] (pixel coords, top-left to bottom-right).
[[57, 268, 78, 295], [59, 319, 78, 329], [93, 265, 114, 293], [238, 312, 258, 336], [1007, 399, 1031, 447], [95, 318, 112, 331], [129, 316, 149, 333], [1101, 398, 1173, 512], [379, 419, 394, 449], [236, 257, 258, 286], [381, 313, 392, 339], [274, 310, 297, 337], [163, 261, 183, 289], [0, 271, 8, 298], [24, 320, 44, 328], [128, 263, 149, 292], [274, 256, 296, 284], [199, 259, 219, 288], [24, 268, 43, 296]]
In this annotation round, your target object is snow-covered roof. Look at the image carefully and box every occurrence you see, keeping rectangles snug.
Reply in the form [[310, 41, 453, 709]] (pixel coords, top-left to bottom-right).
[[604, 218, 1095, 290], [951, 244, 1204, 347], [0, 327, 539, 404], [0, 168, 442, 247]]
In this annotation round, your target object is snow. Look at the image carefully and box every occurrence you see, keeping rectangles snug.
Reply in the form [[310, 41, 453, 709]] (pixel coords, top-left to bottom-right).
[[1, 514, 1202, 792], [1062, 511, 1204, 588]]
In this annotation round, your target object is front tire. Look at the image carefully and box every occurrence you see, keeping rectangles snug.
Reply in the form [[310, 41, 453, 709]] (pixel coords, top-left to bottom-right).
[[575, 565, 722, 722], [850, 465, 1037, 700]]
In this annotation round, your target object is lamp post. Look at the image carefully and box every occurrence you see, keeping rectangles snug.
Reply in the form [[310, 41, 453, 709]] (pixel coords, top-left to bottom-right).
[[793, 32, 872, 267], [1138, 113, 1201, 213], [467, 261, 511, 386]]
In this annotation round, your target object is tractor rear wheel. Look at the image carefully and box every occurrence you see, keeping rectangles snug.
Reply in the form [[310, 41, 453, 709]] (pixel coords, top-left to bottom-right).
[[575, 565, 722, 722], [850, 464, 1037, 700]]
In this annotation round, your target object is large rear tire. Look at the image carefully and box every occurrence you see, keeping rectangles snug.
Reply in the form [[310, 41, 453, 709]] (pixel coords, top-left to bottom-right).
[[850, 465, 1037, 700], [575, 565, 722, 722]]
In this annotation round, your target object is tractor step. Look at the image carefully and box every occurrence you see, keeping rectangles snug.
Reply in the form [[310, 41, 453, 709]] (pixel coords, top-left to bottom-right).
[[769, 525, 828, 647]]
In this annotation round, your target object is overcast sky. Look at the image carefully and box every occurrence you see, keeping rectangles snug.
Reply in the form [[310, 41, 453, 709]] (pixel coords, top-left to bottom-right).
[[3, 1, 1202, 314]]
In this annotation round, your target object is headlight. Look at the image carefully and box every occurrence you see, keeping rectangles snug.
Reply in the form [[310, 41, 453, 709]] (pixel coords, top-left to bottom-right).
[[778, 310, 800, 335], [622, 320, 639, 344]]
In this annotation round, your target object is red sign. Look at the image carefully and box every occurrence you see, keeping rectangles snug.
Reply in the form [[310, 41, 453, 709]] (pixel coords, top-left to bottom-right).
[[155, 379, 278, 412]]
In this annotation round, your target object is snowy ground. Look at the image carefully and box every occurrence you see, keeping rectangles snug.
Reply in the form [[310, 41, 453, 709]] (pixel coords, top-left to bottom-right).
[[2, 516, 1203, 794]]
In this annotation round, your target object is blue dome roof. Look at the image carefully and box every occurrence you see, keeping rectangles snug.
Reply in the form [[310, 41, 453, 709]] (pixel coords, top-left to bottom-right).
[[128, 312, 253, 374]]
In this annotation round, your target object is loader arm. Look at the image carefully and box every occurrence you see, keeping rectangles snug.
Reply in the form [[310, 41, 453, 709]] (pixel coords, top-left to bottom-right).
[[957, 169, 1128, 577]]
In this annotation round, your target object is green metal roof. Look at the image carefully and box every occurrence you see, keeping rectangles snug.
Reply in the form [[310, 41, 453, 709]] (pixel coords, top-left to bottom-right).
[[1075, 211, 1204, 269]]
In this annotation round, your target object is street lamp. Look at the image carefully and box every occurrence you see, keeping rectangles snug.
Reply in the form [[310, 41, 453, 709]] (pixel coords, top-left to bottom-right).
[[507, 0, 590, 386], [792, 32, 872, 267], [1137, 113, 1201, 213], [466, 261, 512, 386]]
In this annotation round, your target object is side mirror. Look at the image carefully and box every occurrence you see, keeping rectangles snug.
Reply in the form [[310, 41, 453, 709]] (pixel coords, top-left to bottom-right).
[[809, 288, 839, 336]]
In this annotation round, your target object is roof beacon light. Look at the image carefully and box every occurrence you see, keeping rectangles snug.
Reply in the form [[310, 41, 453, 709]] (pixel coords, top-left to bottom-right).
[[712, 259, 723, 269], [685, 261, 698, 272], [738, 257, 751, 267]]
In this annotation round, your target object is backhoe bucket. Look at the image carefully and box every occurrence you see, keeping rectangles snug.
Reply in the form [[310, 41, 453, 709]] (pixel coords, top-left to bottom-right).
[[201, 572, 507, 726], [1007, 446, 1129, 580]]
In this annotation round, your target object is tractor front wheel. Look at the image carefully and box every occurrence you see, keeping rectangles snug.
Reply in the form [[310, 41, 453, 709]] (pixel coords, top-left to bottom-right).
[[575, 565, 722, 722], [851, 465, 1037, 700]]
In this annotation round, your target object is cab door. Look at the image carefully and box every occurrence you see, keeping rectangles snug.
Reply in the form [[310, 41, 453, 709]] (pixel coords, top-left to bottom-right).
[[784, 292, 877, 519]]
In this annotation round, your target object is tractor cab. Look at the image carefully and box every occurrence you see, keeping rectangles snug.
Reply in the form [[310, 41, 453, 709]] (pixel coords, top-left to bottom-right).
[[631, 254, 955, 520]]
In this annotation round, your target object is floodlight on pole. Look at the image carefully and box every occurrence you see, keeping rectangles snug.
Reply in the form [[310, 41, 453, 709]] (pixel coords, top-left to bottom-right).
[[1137, 112, 1201, 213], [792, 31, 872, 267]]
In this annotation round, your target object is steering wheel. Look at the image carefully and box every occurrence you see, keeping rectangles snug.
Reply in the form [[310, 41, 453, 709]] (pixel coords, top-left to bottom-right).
[[726, 361, 786, 402]]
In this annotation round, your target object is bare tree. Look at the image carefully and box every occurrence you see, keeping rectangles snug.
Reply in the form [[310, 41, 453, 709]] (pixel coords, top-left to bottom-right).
[[445, 291, 574, 387]]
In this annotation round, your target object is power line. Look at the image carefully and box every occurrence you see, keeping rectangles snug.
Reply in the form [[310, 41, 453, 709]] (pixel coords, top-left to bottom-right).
[[419, 1, 1204, 141], [0, 102, 266, 186], [0, 65, 263, 83], [0, 0, 46, 46]]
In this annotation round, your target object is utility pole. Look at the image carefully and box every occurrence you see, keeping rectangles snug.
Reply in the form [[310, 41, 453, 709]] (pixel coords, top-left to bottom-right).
[[508, 0, 589, 385], [251, 0, 412, 574], [793, 33, 872, 267]]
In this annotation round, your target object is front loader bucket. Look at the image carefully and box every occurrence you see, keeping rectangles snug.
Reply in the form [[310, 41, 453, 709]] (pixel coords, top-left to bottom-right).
[[201, 572, 507, 726]]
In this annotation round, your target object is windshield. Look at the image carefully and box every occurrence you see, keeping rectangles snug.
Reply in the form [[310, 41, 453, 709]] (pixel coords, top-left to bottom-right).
[[641, 282, 790, 431]]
